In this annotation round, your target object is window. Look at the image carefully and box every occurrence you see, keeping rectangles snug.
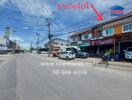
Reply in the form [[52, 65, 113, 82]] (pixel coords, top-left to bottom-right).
[[83, 33, 92, 40], [98, 31, 103, 38], [62, 52, 68, 54], [77, 35, 82, 41], [106, 28, 114, 35], [123, 23, 132, 32], [84, 34, 88, 39], [69, 52, 74, 54], [72, 37, 76, 41], [102, 28, 114, 36]]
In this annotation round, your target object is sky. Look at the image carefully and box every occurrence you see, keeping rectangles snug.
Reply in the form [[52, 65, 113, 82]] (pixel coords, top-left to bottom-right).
[[0, 0, 132, 49]]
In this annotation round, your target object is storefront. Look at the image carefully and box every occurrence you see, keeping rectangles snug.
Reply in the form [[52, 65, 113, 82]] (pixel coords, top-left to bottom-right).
[[116, 32, 132, 55], [91, 37, 115, 56], [78, 42, 90, 52]]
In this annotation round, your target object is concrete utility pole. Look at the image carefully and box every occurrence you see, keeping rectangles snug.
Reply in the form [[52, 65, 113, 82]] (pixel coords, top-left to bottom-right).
[[68, 36, 70, 46], [46, 19, 52, 57], [36, 32, 40, 53], [30, 41, 33, 52]]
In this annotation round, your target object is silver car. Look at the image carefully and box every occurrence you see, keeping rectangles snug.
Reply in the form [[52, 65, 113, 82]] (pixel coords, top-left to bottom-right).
[[58, 51, 75, 60], [124, 47, 132, 60]]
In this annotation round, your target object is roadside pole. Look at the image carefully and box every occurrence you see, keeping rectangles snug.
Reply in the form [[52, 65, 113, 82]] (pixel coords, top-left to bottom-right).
[[114, 36, 116, 58], [36, 32, 40, 53], [30, 41, 33, 52], [68, 36, 70, 46], [46, 20, 52, 57]]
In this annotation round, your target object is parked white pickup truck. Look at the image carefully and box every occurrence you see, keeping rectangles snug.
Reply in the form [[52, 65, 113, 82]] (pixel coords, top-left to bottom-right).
[[124, 47, 132, 60]]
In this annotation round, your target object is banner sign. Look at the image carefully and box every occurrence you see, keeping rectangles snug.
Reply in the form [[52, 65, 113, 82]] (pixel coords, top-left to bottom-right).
[[91, 38, 114, 46]]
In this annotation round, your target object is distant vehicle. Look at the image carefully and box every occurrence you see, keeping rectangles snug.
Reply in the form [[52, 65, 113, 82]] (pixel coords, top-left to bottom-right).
[[37, 48, 48, 54], [58, 51, 75, 60], [66, 47, 89, 58], [52, 46, 80, 57], [52, 47, 61, 57], [40, 51, 47, 54], [124, 47, 132, 60], [37, 50, 41, 54], [64, 46, 81, 51]]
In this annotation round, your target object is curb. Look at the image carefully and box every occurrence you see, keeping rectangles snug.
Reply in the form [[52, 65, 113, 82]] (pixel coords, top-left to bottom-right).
[[74, 58, 132, 68], [108, 61, 132, 68]]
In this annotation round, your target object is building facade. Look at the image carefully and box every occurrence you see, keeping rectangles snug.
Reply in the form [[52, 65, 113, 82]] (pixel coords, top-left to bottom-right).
[[70, 28, 93, 52], [0, 36, 21, 54], [0, 36, 7, 54], [70, 12, 132, 57], [45, 38, 68, 51]]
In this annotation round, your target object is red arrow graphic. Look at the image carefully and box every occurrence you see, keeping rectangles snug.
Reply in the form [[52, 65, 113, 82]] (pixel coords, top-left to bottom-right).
[[90, 3, 103, 21]]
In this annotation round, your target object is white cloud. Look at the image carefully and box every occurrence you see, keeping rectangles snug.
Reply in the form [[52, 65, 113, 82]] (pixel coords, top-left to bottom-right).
[[91, 0, 121, 10], [0, 0, 7, 6], [10, 35, 25, 42], [12, 0, 52, 17]]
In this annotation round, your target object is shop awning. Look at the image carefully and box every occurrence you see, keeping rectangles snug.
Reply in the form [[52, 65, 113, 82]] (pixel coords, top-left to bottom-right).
[[79, 43, 90, 47]]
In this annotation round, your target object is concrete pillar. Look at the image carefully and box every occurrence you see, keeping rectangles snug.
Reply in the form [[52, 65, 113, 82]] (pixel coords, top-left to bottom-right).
[[97, 46, 100, 56], [118, 42, 121, 54]]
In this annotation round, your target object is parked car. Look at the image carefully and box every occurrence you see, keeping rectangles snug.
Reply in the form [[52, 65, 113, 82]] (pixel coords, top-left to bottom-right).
[[37, 50, 41, 54], [124, 47, 132, 60], [69, 48, 89, 58], [58, 51, 75, 60], [65, 48, 89, 58], [75, 51, 89, 58]]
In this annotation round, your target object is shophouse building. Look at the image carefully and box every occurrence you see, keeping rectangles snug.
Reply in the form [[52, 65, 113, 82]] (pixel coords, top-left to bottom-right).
[[70, 12, 132, 57]]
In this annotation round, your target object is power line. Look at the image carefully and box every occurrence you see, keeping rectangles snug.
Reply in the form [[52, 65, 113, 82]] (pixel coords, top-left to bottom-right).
[[52, 2, 132, 36], [52, 7, 132, 37], [52, 1, 132, 34], [0, 0, 131, 34], [53, 12, 132, 37]]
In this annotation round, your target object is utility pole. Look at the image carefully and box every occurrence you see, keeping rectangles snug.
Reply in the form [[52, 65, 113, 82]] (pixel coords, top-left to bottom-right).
[[30, 41, 33, 52], [36, 32, 40, 53], [13, 40, 16, 53], [68, 36, 70, 46], [45, 19, 52, 57]]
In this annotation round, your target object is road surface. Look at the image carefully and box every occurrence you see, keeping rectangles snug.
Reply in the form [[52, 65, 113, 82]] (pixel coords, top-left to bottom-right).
[[0, 53, 132, 100]]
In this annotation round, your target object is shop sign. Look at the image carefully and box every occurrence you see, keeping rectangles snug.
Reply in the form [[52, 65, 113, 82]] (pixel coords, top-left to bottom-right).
[[91, 38, 114, 46], [98, 38, 114, 45]]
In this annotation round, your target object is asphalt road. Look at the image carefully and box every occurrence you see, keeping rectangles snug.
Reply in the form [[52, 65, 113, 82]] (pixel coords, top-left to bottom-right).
[[0, 53, 132, 100]]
